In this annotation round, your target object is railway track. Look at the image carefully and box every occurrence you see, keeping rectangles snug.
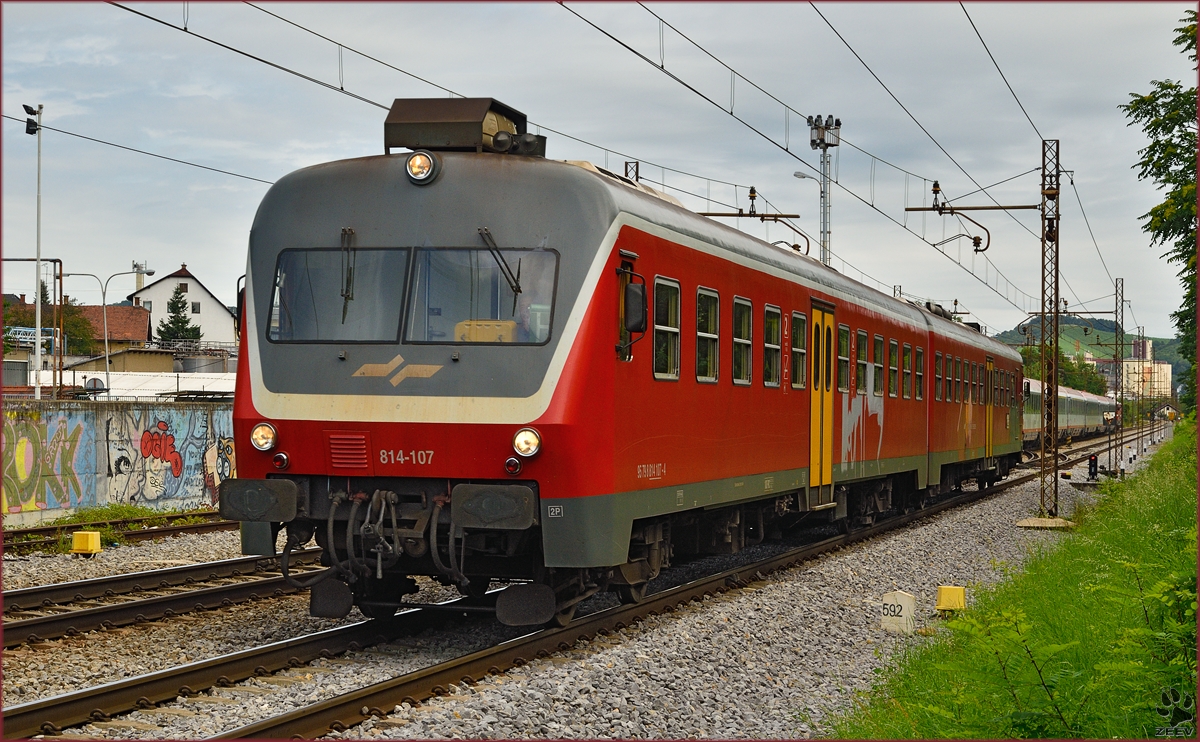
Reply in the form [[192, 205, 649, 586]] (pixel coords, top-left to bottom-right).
[[3, 511, 238, 553], [2, 549, 323, 648], [5, 439, 1124, 740]]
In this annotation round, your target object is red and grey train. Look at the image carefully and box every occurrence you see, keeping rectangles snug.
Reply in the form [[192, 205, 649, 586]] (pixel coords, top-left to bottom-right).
[[219, 98, 1030, 625]]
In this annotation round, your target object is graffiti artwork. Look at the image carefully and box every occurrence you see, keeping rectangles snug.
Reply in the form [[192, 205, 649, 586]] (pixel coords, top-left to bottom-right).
[[3, 412, 95, 513], [2, 401, 236, 521]]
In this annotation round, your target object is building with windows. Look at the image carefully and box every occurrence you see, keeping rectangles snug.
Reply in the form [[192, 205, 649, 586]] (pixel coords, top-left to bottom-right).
[[127, 264, 236, 344]]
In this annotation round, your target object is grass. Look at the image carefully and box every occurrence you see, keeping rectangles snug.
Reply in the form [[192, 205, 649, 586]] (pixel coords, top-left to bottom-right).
[[827, 418, 1198, 739], [5, 503, 218, 553]]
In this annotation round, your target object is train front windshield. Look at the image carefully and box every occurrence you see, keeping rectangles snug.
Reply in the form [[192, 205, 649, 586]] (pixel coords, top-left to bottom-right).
[[267, 247, 557, 345], [405, 248, 557, 345]]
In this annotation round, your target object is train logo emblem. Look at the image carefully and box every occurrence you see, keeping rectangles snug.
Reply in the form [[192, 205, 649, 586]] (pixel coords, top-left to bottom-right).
[[352, 354, 443, 386]]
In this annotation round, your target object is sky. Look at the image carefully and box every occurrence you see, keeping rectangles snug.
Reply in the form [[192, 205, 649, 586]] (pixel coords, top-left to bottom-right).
[[2, 2, 1194, 339]]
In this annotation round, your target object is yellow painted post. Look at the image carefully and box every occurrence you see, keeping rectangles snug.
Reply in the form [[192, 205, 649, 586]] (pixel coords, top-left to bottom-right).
[[70, 531, 102, 556], [935, 585, 966, 612]]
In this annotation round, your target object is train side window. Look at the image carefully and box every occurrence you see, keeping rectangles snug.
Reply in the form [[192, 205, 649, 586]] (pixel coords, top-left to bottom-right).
[[888, 339, 899, 397], [763, 306, 782, 387], [972, 362, 979, 404], [955, 358, 962, 402], [902, 344, 913, 399], [915, 347, 924, 400], [696, 289, 720, 383], [873, 335, 884, 396], [732, 297, 752, 385], [653, 278, 681, 381], [837, 325, 850, 392], [791, 312, 807, 389], [992, 366, 999, 406], [934, 352, 943, 401], [856, 330, 868, 394]]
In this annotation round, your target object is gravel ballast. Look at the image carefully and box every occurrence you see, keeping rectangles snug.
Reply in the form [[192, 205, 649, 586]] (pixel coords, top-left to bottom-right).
[[1, 530, 267, 590], [8, 432, 1170, 739]]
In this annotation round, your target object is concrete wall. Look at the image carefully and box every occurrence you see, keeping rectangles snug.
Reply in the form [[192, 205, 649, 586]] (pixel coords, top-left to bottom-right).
[[2, 400, 235, 527]]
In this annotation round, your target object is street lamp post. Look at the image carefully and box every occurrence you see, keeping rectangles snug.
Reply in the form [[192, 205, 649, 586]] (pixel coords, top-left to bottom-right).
[[64, 267, 154, 397], [24, 103, 43, 397]]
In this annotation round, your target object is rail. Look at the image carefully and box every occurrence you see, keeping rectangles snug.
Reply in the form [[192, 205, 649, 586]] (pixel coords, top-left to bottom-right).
[[3, 431, 1142, 739]]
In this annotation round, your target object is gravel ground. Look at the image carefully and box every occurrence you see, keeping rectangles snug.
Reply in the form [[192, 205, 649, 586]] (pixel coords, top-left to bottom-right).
[[1, 530, 280, 590], [11, 431, 1169, 740]]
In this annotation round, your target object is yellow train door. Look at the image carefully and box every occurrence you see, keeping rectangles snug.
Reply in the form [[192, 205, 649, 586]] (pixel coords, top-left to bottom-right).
[[809, 305, 835, 507]]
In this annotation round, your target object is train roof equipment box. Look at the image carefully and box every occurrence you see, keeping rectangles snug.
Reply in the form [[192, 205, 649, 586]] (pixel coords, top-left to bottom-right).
[[384, 97, 545, 156]]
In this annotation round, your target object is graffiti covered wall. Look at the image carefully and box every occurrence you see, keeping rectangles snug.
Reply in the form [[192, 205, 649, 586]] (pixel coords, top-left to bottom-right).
[[2, 401, 234, 527]]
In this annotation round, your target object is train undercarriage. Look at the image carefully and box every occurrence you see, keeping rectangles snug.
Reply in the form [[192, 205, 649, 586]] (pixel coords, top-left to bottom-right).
[[258, 458, 1019, 627]]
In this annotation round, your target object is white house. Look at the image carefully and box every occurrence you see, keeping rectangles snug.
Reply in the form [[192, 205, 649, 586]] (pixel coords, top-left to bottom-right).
[[128, 264, 237, 344]]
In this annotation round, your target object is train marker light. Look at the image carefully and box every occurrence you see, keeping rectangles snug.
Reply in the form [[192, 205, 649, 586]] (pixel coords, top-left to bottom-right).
[[250, 422, 277, 451], [504, 457, 522, 476], [406, 151, 438, 183], [513, 428, 541, 458], [272, 452, 290, 470]]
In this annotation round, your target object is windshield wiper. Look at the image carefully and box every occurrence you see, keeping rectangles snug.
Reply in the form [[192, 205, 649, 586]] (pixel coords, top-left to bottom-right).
[[478, 228, 522, 315], [340, 227, 356, 323]]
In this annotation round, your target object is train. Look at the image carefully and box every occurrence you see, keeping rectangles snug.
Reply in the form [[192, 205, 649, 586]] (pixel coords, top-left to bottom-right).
[[1021, 378, 1118, 442], [220, 97, 1050, 626]]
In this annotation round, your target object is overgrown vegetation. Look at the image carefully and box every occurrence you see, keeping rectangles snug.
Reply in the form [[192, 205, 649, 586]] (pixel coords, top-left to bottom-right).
[[1018, 345, 1109, 395], [4, 503, 216, 553], [828, 418, 1198, 738]]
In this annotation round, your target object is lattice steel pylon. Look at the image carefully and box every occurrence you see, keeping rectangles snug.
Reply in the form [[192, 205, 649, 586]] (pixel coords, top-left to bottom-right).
[[1038, 140, 1061, 517]]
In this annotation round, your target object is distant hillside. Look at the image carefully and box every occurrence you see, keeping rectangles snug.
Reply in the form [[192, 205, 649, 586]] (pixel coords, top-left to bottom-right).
[[993, 315, 1190, 383]]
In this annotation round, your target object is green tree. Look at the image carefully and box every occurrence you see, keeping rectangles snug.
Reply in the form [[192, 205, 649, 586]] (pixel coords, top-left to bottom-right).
[[3, 281, 97, 356], [156, 285, 202, 341], [1121, 10, 1197, 410], [1019, 345, 1109, 396]]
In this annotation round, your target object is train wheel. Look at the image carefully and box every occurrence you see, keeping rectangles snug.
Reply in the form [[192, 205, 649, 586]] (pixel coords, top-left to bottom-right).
[[616, 583, 647, 605]]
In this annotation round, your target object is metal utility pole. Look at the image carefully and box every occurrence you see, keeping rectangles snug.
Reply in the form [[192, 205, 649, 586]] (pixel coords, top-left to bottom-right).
[[1112, 278, 1124, 471], [24, 103, 43, 398], [1038, 139, 1061, 517], [806, 115, 841, 266], [1137, 325, 1146, 458]]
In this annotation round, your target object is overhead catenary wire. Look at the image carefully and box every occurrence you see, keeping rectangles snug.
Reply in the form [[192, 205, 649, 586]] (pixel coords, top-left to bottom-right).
[[1, 114, 274, 185], [562, 2, 1037, 314], [959, 3, 1043, 141], [807, 2, 1101, 313], [958, 2, 1120, 297], [109, 0, 1004, 331], [123, 0, 761, 200], [634, 2, 936, 183]]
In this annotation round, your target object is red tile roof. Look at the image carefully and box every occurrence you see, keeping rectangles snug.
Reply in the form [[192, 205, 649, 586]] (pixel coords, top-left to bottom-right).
[[78, 305, 152, 342]]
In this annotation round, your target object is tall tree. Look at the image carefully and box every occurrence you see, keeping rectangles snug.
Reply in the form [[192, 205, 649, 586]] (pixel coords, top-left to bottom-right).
[[156, 285, 203, 341], [1120, 10, 1197, 410]]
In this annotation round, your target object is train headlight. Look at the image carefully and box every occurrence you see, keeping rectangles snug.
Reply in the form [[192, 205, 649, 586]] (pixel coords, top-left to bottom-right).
[[405, 151, 438, 184], [250, 422, 277, 451], [512, 427, 541, 458]]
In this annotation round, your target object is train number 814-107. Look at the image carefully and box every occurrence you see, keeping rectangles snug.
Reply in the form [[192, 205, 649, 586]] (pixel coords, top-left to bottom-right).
[[379, 449, 435, 465]]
